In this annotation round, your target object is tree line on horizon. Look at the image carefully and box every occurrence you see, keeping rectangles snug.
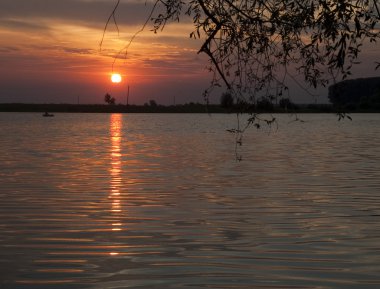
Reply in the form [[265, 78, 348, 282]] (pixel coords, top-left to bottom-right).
[[220, 76, 380, 112], [103, 76, 380, 112]]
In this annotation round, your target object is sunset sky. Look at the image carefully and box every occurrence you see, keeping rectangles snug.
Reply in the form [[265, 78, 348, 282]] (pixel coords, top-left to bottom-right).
[[1, 0, 379, 105]]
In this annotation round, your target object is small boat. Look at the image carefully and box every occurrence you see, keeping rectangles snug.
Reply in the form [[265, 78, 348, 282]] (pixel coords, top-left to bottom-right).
[[43, 112, 54, 117]]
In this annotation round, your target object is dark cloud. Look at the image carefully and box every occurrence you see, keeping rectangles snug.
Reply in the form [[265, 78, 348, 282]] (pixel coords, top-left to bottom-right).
[[0, 18, 49, 31], [63, 47, 96, 55], [0, 46, 20, 53], [0, 0, 159, 28], [142, 57, 205, 74]]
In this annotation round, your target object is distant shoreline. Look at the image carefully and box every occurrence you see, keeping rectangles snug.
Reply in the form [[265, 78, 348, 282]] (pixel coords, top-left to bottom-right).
[[0, 103, 379, 113]]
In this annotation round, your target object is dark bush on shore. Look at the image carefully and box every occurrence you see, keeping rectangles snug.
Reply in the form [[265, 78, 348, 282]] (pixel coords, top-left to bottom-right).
[[328, 77, 380, 110]]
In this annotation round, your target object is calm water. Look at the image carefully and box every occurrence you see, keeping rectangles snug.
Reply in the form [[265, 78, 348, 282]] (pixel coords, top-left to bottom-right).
[[0, 113, 380, 289]]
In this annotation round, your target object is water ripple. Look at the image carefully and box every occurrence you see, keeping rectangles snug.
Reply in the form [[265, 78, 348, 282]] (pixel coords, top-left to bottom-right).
[[0, 113, 380, 288]]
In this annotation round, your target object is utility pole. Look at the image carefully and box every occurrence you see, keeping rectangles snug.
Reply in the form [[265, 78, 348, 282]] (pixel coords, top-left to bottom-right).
[[126, 85, 130, 106]]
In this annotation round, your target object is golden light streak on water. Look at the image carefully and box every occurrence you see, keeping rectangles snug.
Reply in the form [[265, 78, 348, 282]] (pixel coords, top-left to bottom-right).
[[109, 114, 123, 256]]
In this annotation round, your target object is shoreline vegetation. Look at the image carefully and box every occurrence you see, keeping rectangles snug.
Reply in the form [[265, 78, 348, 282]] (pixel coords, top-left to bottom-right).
[[0, 103, 380, 114]]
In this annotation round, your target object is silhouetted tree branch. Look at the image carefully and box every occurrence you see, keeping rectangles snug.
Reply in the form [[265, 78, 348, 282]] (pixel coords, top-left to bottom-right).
[[103, 1, 379, 103], [102, 0, 379, 132]]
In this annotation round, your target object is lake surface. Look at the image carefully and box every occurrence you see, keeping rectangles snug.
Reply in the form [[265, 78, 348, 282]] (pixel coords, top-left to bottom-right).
[[0, 113, 380, 289]]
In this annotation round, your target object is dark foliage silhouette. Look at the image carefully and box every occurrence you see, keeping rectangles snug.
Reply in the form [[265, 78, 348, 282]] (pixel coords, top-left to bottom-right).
[[101, 0, 380, 152], [220, 92, 234, 108], [104, 93, 116, 105], [328, 77, 380, 109], [102, 1, 379, 105]]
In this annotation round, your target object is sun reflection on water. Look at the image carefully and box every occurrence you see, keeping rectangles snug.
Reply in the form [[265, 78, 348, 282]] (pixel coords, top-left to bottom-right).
[[109, 114, 123, 235]]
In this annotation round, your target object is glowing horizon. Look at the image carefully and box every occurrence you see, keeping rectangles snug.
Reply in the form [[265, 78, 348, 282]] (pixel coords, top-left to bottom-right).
[[1, 0, 379, 105], [0, 0, 210, 105]]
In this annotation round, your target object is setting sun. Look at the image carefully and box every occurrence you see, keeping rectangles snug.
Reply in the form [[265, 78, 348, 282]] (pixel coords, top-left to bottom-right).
[[111, 73, 122, 83]]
